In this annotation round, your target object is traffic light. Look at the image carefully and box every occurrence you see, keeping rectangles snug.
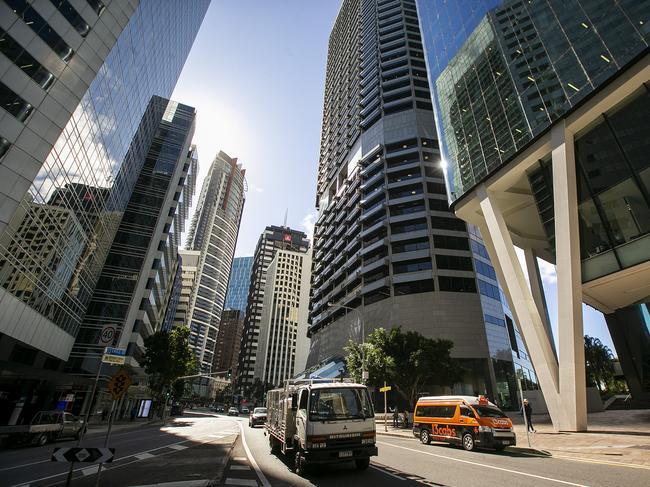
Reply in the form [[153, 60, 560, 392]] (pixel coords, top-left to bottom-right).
[[226, 369, 232, 380]]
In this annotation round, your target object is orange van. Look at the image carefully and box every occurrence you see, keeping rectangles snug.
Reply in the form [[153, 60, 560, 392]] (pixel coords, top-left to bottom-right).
[[412, 395, 515, 451]]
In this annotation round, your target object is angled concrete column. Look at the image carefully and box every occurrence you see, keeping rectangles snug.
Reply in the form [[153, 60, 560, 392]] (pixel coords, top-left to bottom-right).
[[551, 121, 587, 431], [476, 185, 562, 430], [523, 247, 557, 360]]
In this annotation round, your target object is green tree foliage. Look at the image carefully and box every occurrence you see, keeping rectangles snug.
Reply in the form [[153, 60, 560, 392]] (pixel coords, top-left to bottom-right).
[[141, 326, 197, 411], [584, 335, 615, 393], [245, 378, 275, 407], [345, 326, 462, 408]]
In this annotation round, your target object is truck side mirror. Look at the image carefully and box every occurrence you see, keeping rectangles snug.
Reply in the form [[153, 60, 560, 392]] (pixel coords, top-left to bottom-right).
[[291, 393, 298, 411]]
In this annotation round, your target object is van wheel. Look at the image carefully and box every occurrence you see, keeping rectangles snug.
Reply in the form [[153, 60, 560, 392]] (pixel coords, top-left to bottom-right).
[[462, 433, 475, 451], [420, 429, 431, 445], [355, 458, 370, 470]]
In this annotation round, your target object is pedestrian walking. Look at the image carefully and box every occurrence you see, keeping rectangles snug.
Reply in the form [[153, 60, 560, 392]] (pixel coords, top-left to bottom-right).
[[402, 409, 409, 429], [392, 407, 399, 428], [523, 399, 535, 432]]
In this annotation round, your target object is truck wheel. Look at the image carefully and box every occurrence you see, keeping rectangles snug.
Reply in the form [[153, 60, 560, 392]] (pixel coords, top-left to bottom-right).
[[37, 433, 49, 446], [355, 458, 370, 470], [462, 433, 475, 451], [420, 428, 431, 445]]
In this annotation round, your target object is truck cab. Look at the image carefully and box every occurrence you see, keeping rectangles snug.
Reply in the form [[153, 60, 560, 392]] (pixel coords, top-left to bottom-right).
[[266, 379, 377, 475]]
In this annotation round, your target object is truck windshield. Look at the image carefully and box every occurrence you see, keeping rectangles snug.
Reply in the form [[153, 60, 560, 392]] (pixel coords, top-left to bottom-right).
[[309, 387, 373, 421]]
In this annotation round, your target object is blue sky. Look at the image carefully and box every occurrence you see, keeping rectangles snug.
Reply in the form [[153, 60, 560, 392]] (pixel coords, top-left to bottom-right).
[[171, 0, 615, 353]]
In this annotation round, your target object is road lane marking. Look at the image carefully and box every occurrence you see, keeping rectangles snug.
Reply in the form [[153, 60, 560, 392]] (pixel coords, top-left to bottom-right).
[[81, 465, 99, 476], [0, 459, 49, 471], [238, 422, 271, 487], [370, 465, 405, 480], [134, 452, 155, 460], [552, 455, 650, 471], [232, 457, 247, 461], [378, 441, 590, 487], [225, 479, 258, 486], [168, 444, 189, 450]]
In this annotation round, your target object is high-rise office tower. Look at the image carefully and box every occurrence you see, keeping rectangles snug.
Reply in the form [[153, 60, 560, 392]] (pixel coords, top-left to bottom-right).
[[237, 226, 309, 389], [174, 249, 201, 328], [308, 0, 530, 401], [255, 247, 312, 387], [0, 0, 208, 422], [69, 97, 197, 378], [185, 151, 246, 376], [417, 0, 650, 429], [224, 256, 254, 312], [214, 309, 244, 377]]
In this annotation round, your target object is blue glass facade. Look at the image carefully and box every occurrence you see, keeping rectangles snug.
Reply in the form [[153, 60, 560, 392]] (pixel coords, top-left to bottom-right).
[[225, 256, 253, 313]]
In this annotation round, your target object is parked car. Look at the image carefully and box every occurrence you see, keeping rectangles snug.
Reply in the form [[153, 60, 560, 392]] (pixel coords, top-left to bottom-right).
[[249, 407, 267, 427], [0, 411, 85, 446], [228, 407, 239, 416], [241, 407, 249, 415]]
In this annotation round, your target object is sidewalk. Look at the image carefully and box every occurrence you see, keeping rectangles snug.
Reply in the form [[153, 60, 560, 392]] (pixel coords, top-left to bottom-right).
[[375, 409, 650, 469], [86, 418, 164, 435]]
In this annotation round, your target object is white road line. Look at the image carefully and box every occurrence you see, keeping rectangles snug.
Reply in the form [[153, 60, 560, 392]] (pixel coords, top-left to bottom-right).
[[81, 465, 99, 476], [237, 422, 271, 487], [230, 465, 251, 470], [135, 452, 155, 460], [0, 459, 49, 472], [378, 441, 591, 487], [225, 479, 258, 486], [369, 465, 405, 480], [168, 444, 189, 450], [232, 457, 247, 461]]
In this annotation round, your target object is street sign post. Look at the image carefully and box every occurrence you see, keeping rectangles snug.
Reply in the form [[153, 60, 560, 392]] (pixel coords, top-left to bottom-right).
[[107, 368, 132, 400], [380, 383, 392, 432], [52, 448, 115, 463], [102, 347, 126, 365], [97, 325, 117, 346]]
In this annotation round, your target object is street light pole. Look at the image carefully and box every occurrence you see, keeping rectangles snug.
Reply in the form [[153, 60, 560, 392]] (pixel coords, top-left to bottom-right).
[[327, 302, 367, 383]]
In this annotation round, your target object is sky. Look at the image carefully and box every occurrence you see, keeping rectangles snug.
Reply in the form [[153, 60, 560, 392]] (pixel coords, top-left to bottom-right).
[[170, 0, 615, 354]]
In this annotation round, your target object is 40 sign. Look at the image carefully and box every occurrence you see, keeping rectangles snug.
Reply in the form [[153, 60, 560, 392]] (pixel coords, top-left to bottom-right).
[[107, 368, 132, 400], [98, 325, 117, 345]]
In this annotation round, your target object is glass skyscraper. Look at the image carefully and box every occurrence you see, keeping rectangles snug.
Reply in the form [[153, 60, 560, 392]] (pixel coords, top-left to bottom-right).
[[308, 0, 533, 407], [224, 256, 253, 313], [417, 0, 650, 427], [0, 1, 209, 423]]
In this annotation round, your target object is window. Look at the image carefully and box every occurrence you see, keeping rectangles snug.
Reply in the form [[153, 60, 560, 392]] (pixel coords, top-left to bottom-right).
[[438, 276, 477, 293], [0, 80, 34, 122], [471, 240, 490, 259], [416, 405, 456, 418], [0, 28, 55, 90], [431, 217, 466, 232], [460, 406, 475, 418], [392, 238, 429, 253], [429, 198, 450, 211], [393, 258, 432, 274], [436, 254, 473, 271], [478, 279, 501, 300], [49, 0, 90, 37], [434, 235, 469, 251], [394, 279, 434, 295], [475, 260, 497, 280], [5, 0, 74, 61]]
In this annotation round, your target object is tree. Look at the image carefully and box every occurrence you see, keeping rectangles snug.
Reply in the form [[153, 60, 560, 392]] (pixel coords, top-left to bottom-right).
[[584, 335, 615, 393], [245, 378, 275, 407], [345, 327, 462, 408], [141, 326, 197, 416]]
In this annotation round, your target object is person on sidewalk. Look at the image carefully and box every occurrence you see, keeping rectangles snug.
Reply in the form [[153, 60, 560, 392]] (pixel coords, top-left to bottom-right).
[[523, 399, 536, 432], [392, 407, 399, 428], [402, 409, 409, 429]]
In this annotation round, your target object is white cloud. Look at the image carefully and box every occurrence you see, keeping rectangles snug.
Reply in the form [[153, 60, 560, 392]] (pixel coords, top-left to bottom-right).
[[537, 259, 557, 284], [249, 183, 264, 193], [301, 211, 317, 242]]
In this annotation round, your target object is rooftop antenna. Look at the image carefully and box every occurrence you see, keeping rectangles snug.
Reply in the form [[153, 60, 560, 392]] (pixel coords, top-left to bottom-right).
[[283, 208, 288, 228]]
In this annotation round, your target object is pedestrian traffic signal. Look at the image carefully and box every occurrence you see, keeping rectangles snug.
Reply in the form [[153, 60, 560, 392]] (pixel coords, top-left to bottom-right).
[[226, 369, 232, 380]]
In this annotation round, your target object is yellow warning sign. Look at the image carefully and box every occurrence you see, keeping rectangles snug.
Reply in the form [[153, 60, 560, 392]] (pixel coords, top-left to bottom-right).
[[107, 368, 132, 400]]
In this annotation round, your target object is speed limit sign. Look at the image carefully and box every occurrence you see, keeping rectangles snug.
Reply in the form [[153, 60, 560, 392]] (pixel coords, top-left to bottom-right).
[[98, 325, 117, 345]]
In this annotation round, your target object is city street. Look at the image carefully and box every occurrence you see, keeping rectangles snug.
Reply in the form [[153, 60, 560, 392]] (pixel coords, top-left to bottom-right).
[[2, 410, 649, 487]]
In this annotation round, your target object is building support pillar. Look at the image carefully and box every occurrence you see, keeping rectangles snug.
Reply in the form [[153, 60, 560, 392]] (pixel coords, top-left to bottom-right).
[[477, 185, 563, 430], [523, 247, 557, 360], [551, 121, 588, 431]]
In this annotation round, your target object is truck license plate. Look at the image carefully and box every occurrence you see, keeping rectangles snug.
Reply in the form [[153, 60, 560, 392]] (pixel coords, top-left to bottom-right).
[[339, 450, 353, 458], [501, 441, 510, 445]]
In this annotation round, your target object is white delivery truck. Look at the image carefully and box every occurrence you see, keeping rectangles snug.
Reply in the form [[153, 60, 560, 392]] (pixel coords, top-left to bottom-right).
[[265, 379, 377, 475]]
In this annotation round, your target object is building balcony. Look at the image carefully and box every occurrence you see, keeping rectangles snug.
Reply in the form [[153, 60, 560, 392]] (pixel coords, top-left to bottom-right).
[[360, 201, 386, 221], [361, 171, 384, 190], [360, 219, 387, 239], [361, 156, 383, 177], [361, 237, 388, 256], [361, 257, 389, 275], [392, 269, 434, 284], [387, 160, 420, 174], [362, 277, 391, 294]]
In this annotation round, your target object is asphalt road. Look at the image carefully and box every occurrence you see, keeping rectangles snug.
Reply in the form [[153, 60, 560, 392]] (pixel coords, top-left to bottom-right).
[[3, 412, 648, 487], [0, 413, 239, 487], [237, 416, 650, 487]]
